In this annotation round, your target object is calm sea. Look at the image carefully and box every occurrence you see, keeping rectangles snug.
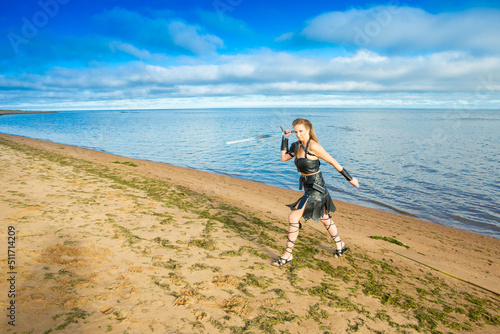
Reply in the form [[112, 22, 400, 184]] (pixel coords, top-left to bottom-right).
[[1, 108, 499, 239]]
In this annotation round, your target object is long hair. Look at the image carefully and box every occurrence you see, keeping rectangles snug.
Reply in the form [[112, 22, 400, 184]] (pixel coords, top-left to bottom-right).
[[292, 118, 319, 157]]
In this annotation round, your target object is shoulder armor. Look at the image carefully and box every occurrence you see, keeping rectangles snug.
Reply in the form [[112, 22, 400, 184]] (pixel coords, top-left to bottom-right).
[[288, 141, 299, 157]]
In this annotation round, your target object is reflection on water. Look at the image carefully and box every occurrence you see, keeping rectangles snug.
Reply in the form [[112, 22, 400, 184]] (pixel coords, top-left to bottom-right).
[[1, 108, 499, 238]]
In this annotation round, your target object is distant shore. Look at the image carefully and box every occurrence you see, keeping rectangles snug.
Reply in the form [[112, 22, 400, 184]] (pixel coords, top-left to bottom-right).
[[0, 109, 55, 116]]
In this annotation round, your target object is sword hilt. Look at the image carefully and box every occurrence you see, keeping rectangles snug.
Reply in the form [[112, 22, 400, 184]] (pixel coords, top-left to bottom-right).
[[280, 126, 296, 134], [280, 126, 284, 133]]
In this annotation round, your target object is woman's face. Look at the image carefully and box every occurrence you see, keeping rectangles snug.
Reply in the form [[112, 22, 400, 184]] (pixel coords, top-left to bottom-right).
[[293, 124, 309, 142]]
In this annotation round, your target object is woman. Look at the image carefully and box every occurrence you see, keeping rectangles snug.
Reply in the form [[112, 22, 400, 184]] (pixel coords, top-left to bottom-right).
[[272, 118, 359, 267]]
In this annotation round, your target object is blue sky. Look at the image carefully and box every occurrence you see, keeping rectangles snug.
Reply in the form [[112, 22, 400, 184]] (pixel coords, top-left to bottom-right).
[[1, 0, 499, 110]]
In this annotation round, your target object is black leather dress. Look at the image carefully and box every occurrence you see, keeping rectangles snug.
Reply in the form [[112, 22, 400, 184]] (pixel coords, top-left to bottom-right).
[[286, 138, 336, 222]]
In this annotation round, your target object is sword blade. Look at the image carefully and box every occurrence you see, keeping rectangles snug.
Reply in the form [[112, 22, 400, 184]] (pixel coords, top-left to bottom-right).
[[226, 133, 278, 145]]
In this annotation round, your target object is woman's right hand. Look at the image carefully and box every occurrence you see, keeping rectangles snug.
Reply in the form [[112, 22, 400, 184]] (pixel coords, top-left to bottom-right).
[[349, 178, 360, 188], [284, 129, 292, 139]]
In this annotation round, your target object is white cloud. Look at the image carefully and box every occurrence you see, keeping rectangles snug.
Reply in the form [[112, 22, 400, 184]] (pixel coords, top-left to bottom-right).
[[109, 41, 152, 59], [300, 6, 500, 54], [2, 49, 500, 110], [168, 21, 224, 55], [197, 9, 250, 34], [275, 32, 295, 42], [93, 7, 224, 55], [5, 92, 498, 111]]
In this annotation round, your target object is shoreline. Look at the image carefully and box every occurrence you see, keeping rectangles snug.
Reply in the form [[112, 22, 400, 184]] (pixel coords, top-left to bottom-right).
[[2, 109, 497, 240], [0, 132, 499, 333], [0, 132, 489, 236], [1, 128, 496, 239]]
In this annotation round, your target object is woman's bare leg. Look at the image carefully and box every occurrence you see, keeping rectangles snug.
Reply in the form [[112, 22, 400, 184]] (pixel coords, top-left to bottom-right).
[[273, 201, 307, 265]]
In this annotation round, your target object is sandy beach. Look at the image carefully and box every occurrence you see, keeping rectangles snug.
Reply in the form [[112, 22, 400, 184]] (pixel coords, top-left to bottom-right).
[[1, 131, 499, 334]]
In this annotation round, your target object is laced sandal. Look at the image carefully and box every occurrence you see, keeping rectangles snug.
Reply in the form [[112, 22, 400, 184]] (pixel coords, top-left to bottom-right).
[[272, 239, 294, 267], [272, 255, 293, 267], [273, 221, 300, 267], [322, 217, 348, 258], [333, 233, 348, 258], [321, 215, 333, 229]]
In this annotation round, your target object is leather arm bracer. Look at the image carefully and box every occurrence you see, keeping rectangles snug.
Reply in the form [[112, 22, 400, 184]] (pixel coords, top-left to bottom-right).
[[340, 168, 353, 181], [281, 135, 289, 151]]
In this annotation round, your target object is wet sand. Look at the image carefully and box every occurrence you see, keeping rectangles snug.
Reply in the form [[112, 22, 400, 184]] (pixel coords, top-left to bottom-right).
[[0, 132, 499, 333]]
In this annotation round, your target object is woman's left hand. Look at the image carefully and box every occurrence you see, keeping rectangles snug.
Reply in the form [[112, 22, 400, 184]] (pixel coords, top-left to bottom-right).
[[349, 178, 359, 188]]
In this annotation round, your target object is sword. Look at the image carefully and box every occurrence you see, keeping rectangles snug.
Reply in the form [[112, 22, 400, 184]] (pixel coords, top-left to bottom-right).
[[225, 127, 295, 145]]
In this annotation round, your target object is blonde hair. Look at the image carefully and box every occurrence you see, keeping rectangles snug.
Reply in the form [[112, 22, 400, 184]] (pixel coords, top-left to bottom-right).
[[292, 118, 319, 157]]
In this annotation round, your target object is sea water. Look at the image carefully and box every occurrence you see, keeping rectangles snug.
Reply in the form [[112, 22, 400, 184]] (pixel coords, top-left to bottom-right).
[[1, 108, 499, 238]]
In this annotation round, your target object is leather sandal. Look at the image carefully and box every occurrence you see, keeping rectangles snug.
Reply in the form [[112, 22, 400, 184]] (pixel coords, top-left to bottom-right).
[[272, 238, 294, 267], [272, 255, 293, 267], [333, 235, 348, 258]]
